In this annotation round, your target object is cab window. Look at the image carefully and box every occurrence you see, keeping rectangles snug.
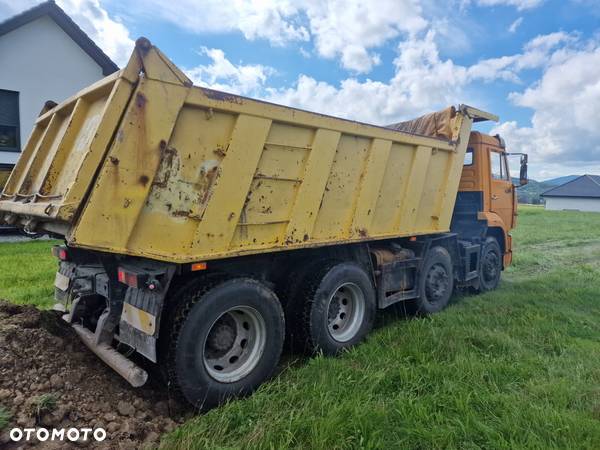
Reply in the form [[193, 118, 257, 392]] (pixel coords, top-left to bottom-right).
[[491, 151, 509, 181], [464, 148, 474, 166]]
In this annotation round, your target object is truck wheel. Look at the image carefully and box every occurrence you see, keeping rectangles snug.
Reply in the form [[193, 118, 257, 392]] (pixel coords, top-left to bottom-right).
[[166, 278, 284, 410], [478, 237, 502, 292], [414, 246, 454, 315], [288, 262, 376, 355]]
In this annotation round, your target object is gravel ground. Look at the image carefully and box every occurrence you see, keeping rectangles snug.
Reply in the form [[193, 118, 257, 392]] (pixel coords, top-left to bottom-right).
[[0, 301, 189, 449]]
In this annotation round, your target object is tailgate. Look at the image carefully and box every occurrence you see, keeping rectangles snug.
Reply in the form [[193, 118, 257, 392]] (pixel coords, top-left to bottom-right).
[[0, 64, 137, 233]]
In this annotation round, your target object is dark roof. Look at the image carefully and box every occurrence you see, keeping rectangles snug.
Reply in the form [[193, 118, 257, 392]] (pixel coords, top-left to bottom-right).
[[542, 174, 600, 198], [0, 1, 118, 75]]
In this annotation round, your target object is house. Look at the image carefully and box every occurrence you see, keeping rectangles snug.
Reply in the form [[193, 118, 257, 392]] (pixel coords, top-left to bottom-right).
[[542, 174, 600, 212], [0, 0, 117, 172]]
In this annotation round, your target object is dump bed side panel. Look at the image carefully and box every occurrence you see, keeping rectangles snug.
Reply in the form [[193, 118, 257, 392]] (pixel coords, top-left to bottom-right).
[[0, 41, 473, 264], [70, 79, 471, 262]]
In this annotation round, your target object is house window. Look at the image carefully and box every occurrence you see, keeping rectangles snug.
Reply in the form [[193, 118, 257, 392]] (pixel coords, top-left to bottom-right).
[[0, 90, 20, 152]]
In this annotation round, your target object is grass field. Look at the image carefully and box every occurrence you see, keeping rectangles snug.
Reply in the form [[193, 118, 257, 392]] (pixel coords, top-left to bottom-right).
[[1, 206, 600, 449]]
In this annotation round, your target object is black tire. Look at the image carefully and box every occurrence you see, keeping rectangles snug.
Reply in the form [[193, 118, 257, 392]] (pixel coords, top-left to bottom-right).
[[414, 246, 454, 315], [477, 237, 502, 292], [286, 261, 376, 355], [165, 277, 285, 410]]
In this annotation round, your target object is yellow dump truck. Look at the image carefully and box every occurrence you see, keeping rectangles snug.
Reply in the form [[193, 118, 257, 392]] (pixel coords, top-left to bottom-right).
[[0, 39, 527, 409], [0, 165, 14, 230]]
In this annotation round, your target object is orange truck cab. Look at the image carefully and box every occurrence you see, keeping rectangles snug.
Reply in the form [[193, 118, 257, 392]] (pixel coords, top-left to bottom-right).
[[452, 131, 528, 283]]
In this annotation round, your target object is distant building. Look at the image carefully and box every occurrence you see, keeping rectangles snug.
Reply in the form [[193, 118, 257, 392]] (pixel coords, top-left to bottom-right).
[[542, 175, 600, 212], [0, 0, 117, 169]]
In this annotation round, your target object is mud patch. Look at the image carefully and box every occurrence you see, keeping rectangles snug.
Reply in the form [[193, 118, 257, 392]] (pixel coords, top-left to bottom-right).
[[0, 301, 189, 449]]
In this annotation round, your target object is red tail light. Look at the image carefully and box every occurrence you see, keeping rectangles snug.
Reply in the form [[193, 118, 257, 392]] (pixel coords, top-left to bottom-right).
[[117, 268, 146, 288], [51, 246, 69, 261]]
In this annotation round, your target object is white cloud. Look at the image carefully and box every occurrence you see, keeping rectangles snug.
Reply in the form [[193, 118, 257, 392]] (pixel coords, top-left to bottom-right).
[[185, 47, 276, 96], [0, 0, 134, 66], [300, 0, 428, 73], [120, 0, 427, 73], [58, 0, 134, 66], [124, 0, 309, 46], [265, 31, 577, 125], [492, 42, 600, 178], [77, 0, 546, 75], [266, 30, 471, 124], [508, 17, 523, 33], [466, 31, 576, 82], [474, 0, 545, 10]]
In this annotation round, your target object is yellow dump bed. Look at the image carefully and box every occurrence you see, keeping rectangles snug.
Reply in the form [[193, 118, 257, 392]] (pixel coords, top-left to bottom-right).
[[0, 39, 494, 263], [0, 166, 11, 192]]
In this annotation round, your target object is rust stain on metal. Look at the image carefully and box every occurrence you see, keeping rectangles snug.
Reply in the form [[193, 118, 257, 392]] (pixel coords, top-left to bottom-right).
[[136, 93, 147, 108], [201, 88, 244, 105], [213, 146, 227, 157]]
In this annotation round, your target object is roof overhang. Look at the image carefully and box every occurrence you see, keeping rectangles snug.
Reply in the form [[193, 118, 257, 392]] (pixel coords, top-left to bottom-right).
[[0, 1, 119, 75]]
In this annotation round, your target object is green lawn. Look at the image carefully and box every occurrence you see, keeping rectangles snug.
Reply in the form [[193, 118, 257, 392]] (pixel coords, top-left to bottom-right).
[[1, 206, 600, 449], [0, 238, 60, 307]]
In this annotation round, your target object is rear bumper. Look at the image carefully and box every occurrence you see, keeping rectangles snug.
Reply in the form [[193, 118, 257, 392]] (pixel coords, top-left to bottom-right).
[[54, 253, 174, 386]]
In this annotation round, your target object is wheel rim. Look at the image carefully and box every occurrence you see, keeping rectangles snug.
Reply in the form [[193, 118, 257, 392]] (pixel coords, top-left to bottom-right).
[[425, 263, 449, 303], [203, 306, 267, 383], [482, 250, 500, 283], [326, 282, 366, 343]]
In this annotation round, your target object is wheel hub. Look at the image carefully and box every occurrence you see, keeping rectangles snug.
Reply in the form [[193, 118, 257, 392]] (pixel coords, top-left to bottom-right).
[[203, 306, 267, 383], [206, 317, 236, 355], [326, 283, 366, 343], [483, 252, 499, 281], [425, 264, 449, 302]]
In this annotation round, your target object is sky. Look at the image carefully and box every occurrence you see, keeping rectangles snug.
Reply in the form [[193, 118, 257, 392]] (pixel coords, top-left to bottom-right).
[[1, 0, 600, 180]]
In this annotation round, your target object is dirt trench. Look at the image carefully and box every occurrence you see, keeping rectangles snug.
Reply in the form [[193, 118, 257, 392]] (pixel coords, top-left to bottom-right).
[[0, 301, 190, 449]]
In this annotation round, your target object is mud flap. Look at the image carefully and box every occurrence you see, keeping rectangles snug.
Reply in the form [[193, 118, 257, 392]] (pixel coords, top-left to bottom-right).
[[116, 265, 176, 362], [118, 288, 164, 362]]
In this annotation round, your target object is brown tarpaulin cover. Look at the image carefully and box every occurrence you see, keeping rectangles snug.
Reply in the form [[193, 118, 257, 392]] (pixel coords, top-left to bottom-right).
[[386, 106, 457, 140]]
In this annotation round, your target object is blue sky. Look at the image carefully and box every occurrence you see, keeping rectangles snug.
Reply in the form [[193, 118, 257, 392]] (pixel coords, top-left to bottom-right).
[[1, 0, 600, 179]]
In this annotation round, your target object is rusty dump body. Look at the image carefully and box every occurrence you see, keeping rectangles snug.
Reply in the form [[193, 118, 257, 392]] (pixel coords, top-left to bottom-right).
[[0, 39, 495, 263]]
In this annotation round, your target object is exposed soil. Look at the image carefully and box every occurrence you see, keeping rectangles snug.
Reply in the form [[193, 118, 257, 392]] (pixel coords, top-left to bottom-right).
[[0, 301, 190, 449]]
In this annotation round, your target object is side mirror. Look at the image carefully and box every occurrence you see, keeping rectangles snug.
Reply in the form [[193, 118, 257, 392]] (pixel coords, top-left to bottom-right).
[[519, 154, 528, 186], [507, 152, 528, 187]]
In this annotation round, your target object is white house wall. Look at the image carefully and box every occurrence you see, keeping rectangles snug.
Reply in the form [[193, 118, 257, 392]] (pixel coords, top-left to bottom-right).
[[0, 15, 105, 164], [545, 197, 600, 212]]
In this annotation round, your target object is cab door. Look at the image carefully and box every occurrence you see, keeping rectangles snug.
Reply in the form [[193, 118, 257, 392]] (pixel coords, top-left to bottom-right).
[[489, 149, 514, 228]]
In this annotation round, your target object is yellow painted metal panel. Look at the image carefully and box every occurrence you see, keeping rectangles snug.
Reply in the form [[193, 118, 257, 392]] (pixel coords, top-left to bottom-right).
[[436, 114, 473, 227], [395, 146, 432, 233], [313, 134, 372, 240], [0, 167, 11, 191], [72, 78, 189, 250], [0, 76, 135, 225], [350, 138, 392, 237], [414, 150, 448, 231], [0, 39, 485, 263], [369, 143, 415, 235], [284, 129, 340, 244], [192, 114, 273, 253]]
